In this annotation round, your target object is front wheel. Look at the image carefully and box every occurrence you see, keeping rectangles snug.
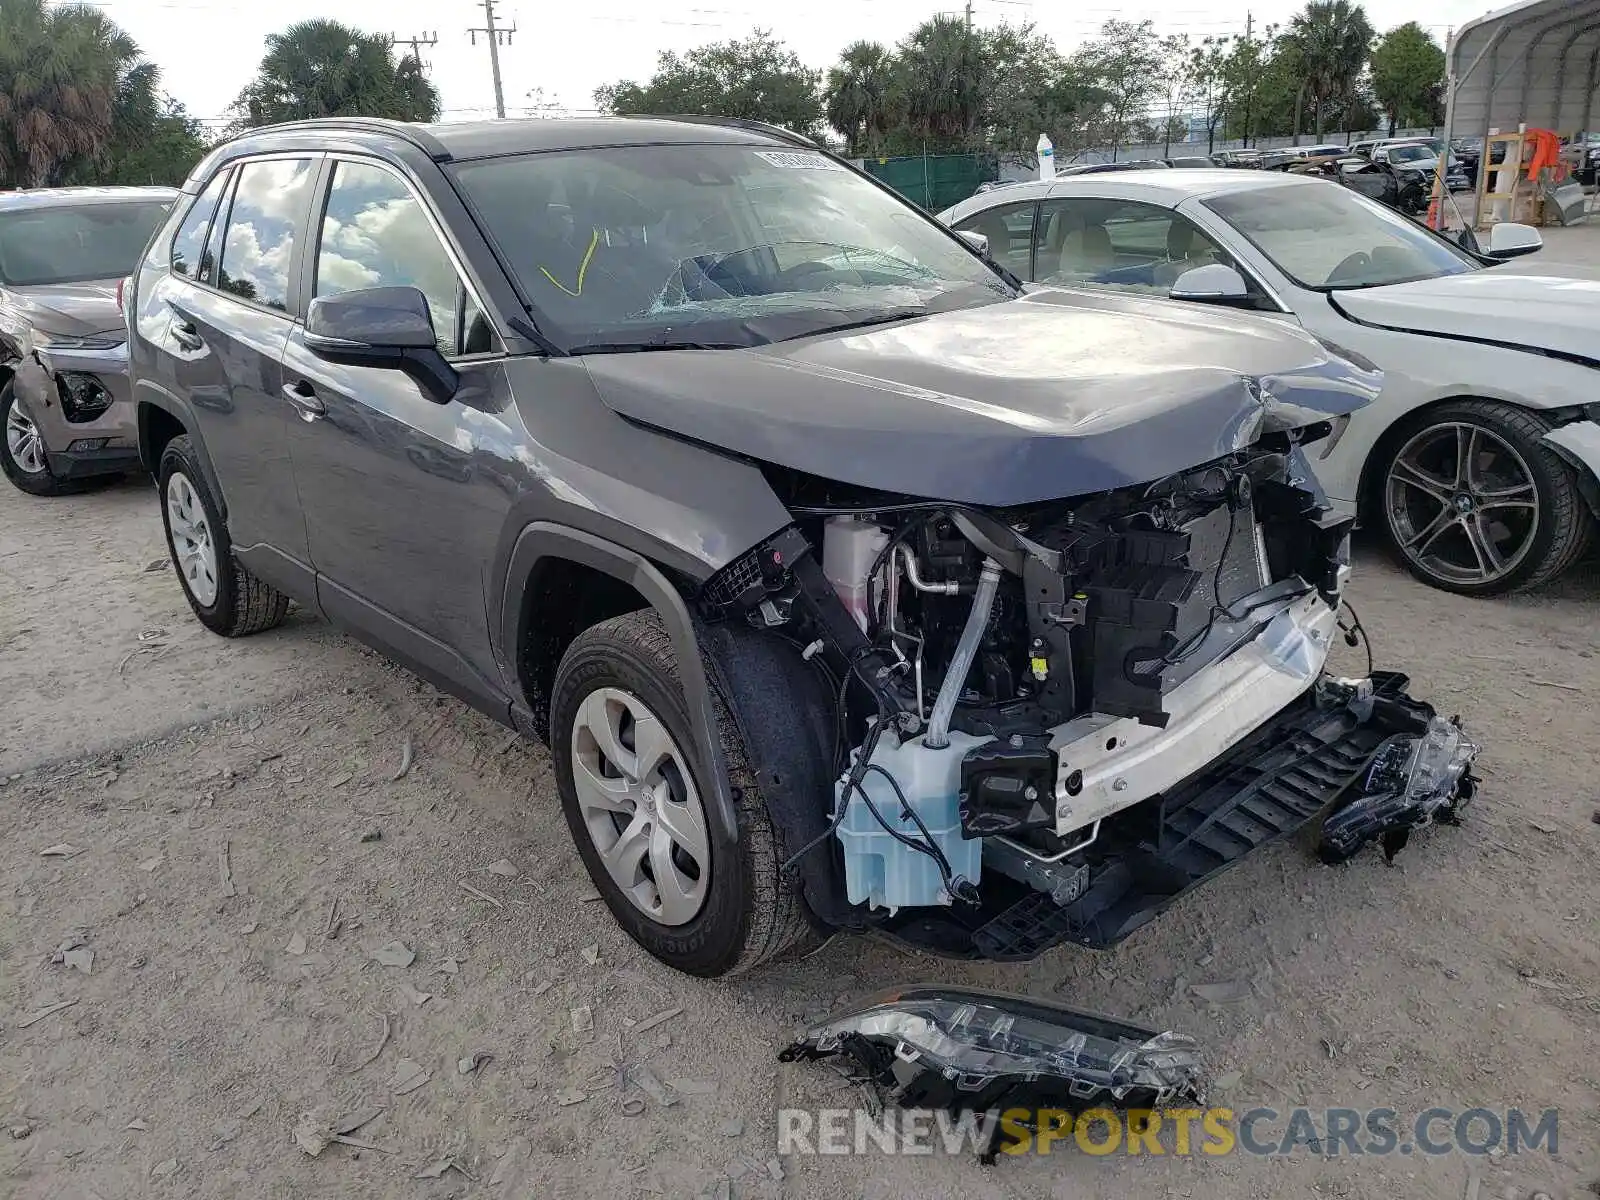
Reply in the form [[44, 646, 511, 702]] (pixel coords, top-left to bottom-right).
[[550, 610, 815, 977], [1379, 401, 1593, 595], [2, 380, 82, 496]]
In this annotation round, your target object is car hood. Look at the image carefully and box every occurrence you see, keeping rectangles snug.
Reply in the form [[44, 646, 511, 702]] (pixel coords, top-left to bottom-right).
[[1, 280, 123, 338], [582, 289, 1381, 506], [1330, 270, 1600, 364]]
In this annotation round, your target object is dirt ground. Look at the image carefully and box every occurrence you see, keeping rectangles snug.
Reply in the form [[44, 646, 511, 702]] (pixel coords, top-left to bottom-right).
[[4, 337, 1600, 1197]]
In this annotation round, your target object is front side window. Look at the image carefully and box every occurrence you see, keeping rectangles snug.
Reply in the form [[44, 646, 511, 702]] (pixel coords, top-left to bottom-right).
[[0, 200, 172, 287], [315, 160, 478, 356], [952, 202, 1035, 278], [1032, 198, 1232, 295], [171, 169, 232, 279], [216, 158, 318, 311], [1205, 184, 1478, 290], [451, 144, 1013, 351]]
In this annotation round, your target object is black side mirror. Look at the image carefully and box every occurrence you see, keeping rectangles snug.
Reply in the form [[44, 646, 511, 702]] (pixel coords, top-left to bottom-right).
[[305, 286, 459, 404]]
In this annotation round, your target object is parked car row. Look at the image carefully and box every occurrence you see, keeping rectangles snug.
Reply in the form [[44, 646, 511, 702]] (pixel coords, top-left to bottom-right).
[[0, 117, 1558, 983]]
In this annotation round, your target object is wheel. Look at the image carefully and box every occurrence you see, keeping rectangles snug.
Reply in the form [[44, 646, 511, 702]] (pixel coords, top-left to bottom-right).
[[1378, 401, 1593, 595], [550, 610, 815, 977], [158, 434, 290, 636], [2, 380, 83, 496]]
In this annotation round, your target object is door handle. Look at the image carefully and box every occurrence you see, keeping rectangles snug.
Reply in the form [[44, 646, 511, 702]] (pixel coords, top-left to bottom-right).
[[170, 315, 203, 351], [281, 381, 327, 421]]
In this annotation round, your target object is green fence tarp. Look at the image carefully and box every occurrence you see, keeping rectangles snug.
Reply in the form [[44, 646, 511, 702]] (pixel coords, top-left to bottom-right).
[[861, 153, 996, 211]]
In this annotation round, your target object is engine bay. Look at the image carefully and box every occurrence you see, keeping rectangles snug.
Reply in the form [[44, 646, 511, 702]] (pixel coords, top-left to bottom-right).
[[697, 425, 1475, 956]]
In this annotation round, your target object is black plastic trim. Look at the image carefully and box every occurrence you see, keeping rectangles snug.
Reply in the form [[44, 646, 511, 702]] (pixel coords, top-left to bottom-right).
[[500, 522, 739, 856]]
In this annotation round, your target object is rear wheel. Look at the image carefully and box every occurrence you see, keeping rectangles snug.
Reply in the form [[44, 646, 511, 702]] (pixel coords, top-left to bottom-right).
[[2, 380, 82, 496], [1379, 401, 1593, 595], [550, 610, 815, 977], [158, 434, 290, 636]]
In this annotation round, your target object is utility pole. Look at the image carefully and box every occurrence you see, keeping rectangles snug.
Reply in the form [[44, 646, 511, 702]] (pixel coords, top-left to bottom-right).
[[963, 0, 973, 31], [1242, 10, 1254, 148], [391, 31, 439, 71], [468, 1, 516, 119]]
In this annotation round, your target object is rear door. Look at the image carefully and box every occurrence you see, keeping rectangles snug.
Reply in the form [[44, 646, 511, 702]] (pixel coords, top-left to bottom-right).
[[142, 155, 322, 579], [280, 155, 511, 702]]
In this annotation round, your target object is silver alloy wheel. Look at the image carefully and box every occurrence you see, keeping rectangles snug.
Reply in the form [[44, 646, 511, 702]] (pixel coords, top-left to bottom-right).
[[5, 404, 46, 475], [1385, 421, 1539, 587], [569, 686, 710, 926], [166, 471, 220, 607]]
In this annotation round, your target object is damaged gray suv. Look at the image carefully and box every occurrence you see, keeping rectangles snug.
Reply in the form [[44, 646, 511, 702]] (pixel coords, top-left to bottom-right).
[[127, 117, 1477, 977], [1, 187, 176, 495]]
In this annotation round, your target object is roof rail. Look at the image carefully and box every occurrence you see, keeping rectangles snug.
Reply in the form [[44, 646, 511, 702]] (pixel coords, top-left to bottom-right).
[[625, 114, 820, 149], [244, 117, 453, 162]]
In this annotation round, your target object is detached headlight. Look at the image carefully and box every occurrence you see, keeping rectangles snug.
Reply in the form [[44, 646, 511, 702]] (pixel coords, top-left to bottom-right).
[[780, 986, 1204, 1108], [33, 330, 125, 351], [57, 372, 115, 422]]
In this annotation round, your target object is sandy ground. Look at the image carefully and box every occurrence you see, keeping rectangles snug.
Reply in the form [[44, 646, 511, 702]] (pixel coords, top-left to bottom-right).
[[4, 231, 1600, 1197]]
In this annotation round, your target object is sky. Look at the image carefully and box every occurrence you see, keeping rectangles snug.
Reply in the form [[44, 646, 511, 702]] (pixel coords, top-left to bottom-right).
[[81, 0, 1506, 130]]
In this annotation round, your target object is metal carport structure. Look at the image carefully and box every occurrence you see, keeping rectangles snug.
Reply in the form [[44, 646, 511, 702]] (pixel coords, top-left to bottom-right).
[[1443, 0, 1600, 221]]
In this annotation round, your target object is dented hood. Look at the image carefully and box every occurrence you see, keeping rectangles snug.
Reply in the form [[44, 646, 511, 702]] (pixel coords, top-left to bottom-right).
[[583, 288, 1380, 506], [1, 279, 124, 339]]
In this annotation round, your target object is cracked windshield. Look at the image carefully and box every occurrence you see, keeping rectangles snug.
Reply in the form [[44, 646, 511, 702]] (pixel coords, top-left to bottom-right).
[[451, 143, 1013, 350]]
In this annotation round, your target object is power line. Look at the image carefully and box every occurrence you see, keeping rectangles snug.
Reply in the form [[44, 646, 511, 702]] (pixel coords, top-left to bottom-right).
[[467, 0, 516, 119], [391, 31, 440, 72]]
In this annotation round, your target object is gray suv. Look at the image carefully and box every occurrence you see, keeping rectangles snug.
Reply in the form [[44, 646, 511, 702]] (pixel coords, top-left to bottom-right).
[[1, 186, 176, 495], [127, 117, 1473, 978]]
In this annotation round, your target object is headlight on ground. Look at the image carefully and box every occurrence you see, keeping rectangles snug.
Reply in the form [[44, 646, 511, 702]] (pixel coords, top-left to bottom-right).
[[57, 372, 115, 422]]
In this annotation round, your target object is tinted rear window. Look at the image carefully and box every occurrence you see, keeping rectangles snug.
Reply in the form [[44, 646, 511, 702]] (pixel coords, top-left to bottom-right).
[[0, 202, 172, 286]]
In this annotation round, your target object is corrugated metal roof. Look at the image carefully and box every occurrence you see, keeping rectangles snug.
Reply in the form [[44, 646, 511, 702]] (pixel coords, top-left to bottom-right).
[[1446, 0, 1600, 138]]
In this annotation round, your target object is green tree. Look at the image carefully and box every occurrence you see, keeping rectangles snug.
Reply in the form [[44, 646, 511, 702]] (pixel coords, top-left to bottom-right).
[[1217, 23, 1279, 144], [1370, 21, 1444, 136], [1154, 33, 1191, 156], [824, 41, 894, 156], [1187, 36, 1242, 153], [594, 30, 822, 138], [1282, 0, 1375, 140], [0, 0, 145, 188], [1068, 19, 1163, 159], [888, 15, 989, 151], [981, 24, 1108, 165], [232, 19, 441, 130]]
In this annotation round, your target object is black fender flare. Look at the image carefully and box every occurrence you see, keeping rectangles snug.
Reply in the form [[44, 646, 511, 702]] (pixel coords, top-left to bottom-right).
[[134, 390, 228, 518], [499, 522, 738, 857]]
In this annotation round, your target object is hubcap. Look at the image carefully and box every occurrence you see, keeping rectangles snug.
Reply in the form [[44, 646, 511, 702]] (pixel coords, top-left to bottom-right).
[[569, 687, 710, 926], [4, 404, 47, 475], [1385, 421, 1539, 587], [166, 471, 220, 607]]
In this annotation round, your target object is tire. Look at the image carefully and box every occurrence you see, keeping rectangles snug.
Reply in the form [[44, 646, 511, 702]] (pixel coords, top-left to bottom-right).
[[550, 610, 814, 977], [158, 434, 290, 637], [1376, 400, 1594, 596], [2, 379, 85, 497]]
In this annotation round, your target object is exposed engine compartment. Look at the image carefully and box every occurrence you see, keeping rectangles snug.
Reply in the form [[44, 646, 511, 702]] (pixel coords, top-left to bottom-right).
[[697, 423, 1475, 957]]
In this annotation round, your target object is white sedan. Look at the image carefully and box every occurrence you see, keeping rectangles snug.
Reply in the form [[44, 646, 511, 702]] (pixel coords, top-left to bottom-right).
[[940, 171, 1600, 595]]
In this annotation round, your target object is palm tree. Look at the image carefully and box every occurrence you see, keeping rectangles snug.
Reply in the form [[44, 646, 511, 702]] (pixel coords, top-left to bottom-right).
[[1283, 0, 1375, 140], [891, 16, 989, 151], [0, 0, 144, 188], [825, 42, 894, 157], [232, 19, 441, 130]]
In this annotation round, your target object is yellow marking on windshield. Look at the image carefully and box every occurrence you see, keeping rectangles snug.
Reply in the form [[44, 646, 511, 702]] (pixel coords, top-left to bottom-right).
[[539, 228, 600, 297]]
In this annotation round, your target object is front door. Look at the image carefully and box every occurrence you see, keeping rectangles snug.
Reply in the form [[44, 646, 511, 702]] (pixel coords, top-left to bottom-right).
[[281, 156, 511, 705]]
